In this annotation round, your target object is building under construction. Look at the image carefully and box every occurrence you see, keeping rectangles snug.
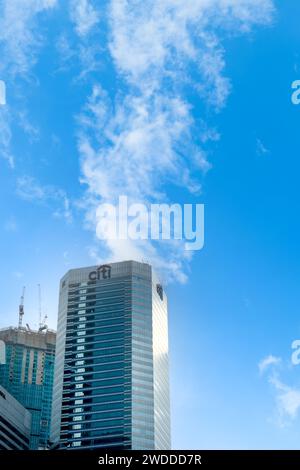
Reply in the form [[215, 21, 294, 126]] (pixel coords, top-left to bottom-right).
[[0, 289, 56, 449]]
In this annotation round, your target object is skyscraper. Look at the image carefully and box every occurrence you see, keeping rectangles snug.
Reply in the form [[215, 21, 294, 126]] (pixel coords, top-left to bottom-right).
[[0, 385, 31, 450], [0, 327, 56, 449], [51, 260, 170, 450]]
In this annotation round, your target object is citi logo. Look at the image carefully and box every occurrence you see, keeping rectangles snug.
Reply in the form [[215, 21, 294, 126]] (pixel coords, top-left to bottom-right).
[[88, 264, 111, 281]]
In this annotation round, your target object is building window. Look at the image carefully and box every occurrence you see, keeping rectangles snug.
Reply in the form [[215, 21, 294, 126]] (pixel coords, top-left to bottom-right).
[[75, 399, 83, 405], [77, 331, 86, 336], [75, 384, 83, 389], [76, 368, 85, 373], [76, 353, 84, 358], [75, 392, 84, 397], [75, 360, 84, 366], [72, 416, 82, 422], [75, 376, 84, 382], [74, 407, 83, 413], [78, 303, 86, 308], [72, 424, 82, 430], [73, 433, 82, 439], [77, 338, 85, 344], [72, 441, 81, 447]]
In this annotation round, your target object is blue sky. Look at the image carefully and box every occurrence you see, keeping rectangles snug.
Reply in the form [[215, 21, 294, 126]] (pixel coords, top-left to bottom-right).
[[1, 0, 300, 449]]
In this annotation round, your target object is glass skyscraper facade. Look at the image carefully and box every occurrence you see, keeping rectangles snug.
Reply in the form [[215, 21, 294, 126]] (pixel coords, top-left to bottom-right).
[[0, 385, 31, 450], [51, 261, 170, 450], [0, 328, 56, 449]]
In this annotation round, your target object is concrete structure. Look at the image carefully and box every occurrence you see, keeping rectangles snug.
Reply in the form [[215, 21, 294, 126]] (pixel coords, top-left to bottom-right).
[[0, 327, 56, 449], [51, 261, 170, 450], [0, 385, 31, 449]]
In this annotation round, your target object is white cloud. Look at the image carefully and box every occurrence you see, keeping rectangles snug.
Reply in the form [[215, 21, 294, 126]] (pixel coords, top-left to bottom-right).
[[17, 111, 39, 142], [0, 1, 276, 280], [52, 196, 73, 224], [77, 0, 275, 281], [108, 0, 274, 103], [0, 1, 276, 281], [259, 355, 281, 374], [0, 106, 39, 169], [259, 354, 300, 426], [0, 106, 14, 167], [70, 0, 100, 37], [16, 176, 73, 223], [0, 80, 6, 105], [269, 374, 300, 424], [256, 138, 269, 156], [0, 0, 57, 76], [79, 86, 207, 201], [0, 0, 57, 169], [17, 175, 47, 201]]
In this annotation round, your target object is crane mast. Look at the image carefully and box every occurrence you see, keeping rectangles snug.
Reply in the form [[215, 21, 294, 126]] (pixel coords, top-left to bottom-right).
[[18, 286, 25, 328], [38, 284, 42, 329]]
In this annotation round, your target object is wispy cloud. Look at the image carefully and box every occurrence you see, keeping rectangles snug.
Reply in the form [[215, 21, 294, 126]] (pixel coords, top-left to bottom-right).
[[108, 0, 274, 103], [259, 354, 300, 426], [70, 0, 100, 37], [259, 354, 281, 374], [16, 175, 73, 223], [0, 0, 57, 76], [256, 138, 269, 156], [76, 0, 275, 281], [0, 0, 57, 168], [269, 374, 300, 424], [0, 80, 6, 105], [17, 111, 39, 142], [17, 175, 47, 201], [0, 0, 276, 281], [0, 105, 14, 167]]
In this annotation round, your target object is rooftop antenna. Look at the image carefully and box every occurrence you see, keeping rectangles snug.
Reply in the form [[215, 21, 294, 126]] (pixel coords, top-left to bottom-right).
[[18, 286, 25, 328]]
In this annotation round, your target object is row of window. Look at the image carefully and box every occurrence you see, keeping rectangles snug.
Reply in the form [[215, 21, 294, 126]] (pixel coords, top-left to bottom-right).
[[66, 321, 127, 335], [66, 330, 127, 343], [65, 339, 126, 353], [62, 401, 126, 413], [64, 349, 126, 361], [65, 359, 125, 370], [66, 316, 126, 329], [62, 390, 127, 403]]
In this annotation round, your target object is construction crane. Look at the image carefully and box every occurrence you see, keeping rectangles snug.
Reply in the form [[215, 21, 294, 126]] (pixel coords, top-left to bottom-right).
[[39, 315, 48, 332], [38, 285, 48, 332], [18, 286, 25, 328], [38, 284, 42, 329]]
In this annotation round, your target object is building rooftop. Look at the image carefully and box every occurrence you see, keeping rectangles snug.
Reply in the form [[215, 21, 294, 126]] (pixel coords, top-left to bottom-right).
[[0, 327, 56, 349]]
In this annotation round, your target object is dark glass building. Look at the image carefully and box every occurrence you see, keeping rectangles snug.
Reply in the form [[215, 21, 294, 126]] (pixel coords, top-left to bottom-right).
[[0, 385, 31, 449], [0, 328, 56, 449], [51, 261, 170, 450]]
